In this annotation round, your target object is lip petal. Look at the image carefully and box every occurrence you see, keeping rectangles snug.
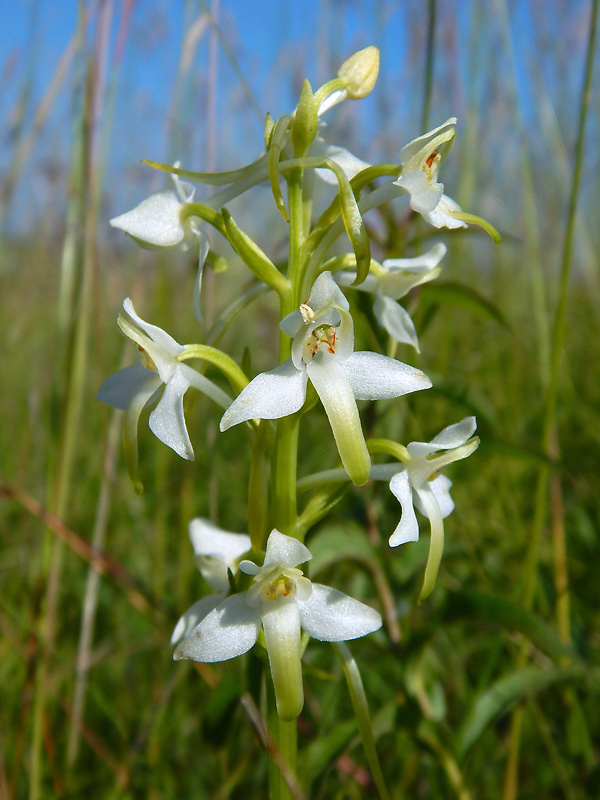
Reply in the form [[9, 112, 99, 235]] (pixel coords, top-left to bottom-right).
[[307, 352, 370, 486]]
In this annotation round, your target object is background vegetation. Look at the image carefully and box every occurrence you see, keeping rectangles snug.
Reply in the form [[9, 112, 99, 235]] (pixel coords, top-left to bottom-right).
[[1, 1, 599, 798]]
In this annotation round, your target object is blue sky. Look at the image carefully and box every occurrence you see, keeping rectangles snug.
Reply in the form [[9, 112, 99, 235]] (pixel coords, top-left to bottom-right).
[[1, 1, 596, 234]]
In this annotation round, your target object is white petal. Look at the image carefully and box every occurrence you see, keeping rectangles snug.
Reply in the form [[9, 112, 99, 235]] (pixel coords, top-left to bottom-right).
[[307, 352, 370, 486], [97, 364, 159, 410], [298, 583, 382, 641], [171, 593, 225, 646], [239, 559, 261, 576], [317, 88, 347, 116], [189, 518, 251, 590], [343, 351, 431, 400], [180, 362, 231, 409], [174, 594, 261, 662], [148, 367, 194, 459], [382, 243, 446, 275], [429, 416, 477, 449], [334, 271, 379, 295], [189, 518, 251, 561], [219, 360, 307, 431], [388, 471, 420, 546], [263, 530, 312, 570], [422, 194, 467, 229], [380, 242, 446, 299], [262, 599, 304, 720], [307, 270, 350, 313], [422, 475, 455, 519], [193, 231, 210, 323], [407, 417, 478, 464], [399, 118, 457, 165], [110, 190, 186, 247], [373, 294, 420, 351], [396, 169, 443, 214], [121, 298, 182, 353], [311, 140, 370, 183]]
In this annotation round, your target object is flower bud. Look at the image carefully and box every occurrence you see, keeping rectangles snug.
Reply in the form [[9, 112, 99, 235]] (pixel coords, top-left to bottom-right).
[[292, 79, 319, 157], [264, 112, 275, 149], [337, 46, 380, 99]]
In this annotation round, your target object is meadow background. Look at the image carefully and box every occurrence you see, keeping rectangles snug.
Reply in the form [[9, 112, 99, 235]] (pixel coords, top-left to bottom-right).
[[1, 1, 599, 798]]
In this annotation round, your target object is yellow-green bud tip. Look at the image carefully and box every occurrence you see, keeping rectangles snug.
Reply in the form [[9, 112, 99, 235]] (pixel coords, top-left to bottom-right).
[[337, 46, 380, 99]]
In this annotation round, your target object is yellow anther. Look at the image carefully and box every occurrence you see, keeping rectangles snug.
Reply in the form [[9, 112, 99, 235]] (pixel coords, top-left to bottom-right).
[[305, 324, 337, 359], [424, 150, 440, 181], [300, 303, 315, 323], [264, 577, 295, 601], [137, 345, 156, 371]]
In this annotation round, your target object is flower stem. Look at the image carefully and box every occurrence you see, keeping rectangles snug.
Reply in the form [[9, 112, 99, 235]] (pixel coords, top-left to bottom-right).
[[276, 718, 298, 800]]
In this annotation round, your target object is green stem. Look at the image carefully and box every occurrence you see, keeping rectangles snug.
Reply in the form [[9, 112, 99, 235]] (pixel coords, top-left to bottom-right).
[[178, 343, 249, 394], [276, 719, 298, 800], [334, 643, 391, 800], [272, 166, 305, 537], [287, 166, 307, 309], [273, 416, 299, 536]]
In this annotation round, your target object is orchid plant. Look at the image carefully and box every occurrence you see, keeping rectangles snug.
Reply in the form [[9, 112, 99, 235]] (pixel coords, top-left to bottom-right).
[[100, 46, 498, 799]]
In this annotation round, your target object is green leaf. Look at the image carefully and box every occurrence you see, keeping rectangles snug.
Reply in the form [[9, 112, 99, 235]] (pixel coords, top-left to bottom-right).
[[300, 719, 357, 787], [421, 280, 512, 332], [442, 589, 575, 661], [334, 642, 392, 800], [141, 155, 269, 185], [307, 523, 379, 575], [267, 113, 292, 221], [456, 664, 588, 761], [221, 208, 290, 298]]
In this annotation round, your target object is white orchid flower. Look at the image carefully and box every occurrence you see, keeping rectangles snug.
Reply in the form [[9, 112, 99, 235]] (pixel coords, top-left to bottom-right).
[[110, 167, 203, 250], [220, 272, 431, 486], [310, 137, 371, 185], [335, 243, 447, 350], [110, 166, 209, 321], [189, 517, 252, 592], [171, 518, 251, 647], [97, 299, 230, 471], [394, 118, 467, 230], [174, 529, 382, 720], [371, 417, 479, 600]]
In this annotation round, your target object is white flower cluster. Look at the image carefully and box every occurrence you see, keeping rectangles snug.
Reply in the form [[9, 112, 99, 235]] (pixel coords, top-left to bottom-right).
[[99, 47, 487, 720]]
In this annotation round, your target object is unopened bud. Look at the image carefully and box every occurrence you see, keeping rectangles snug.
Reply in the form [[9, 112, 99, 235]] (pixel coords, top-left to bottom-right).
[[337, 46, 380, 99], [264, 112, 275, 149], [292, 79, 319, 157]]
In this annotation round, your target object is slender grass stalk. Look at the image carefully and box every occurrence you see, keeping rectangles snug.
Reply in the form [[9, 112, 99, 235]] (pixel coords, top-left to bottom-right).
[[28, 6, 91, 798], [66, 406, 121, 765], [542, 0, 598, 646], [334, 642, 392, 800], [502, 3, 599, 797], [421, 0, 437, 135], [201, 0, 220, 329]]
